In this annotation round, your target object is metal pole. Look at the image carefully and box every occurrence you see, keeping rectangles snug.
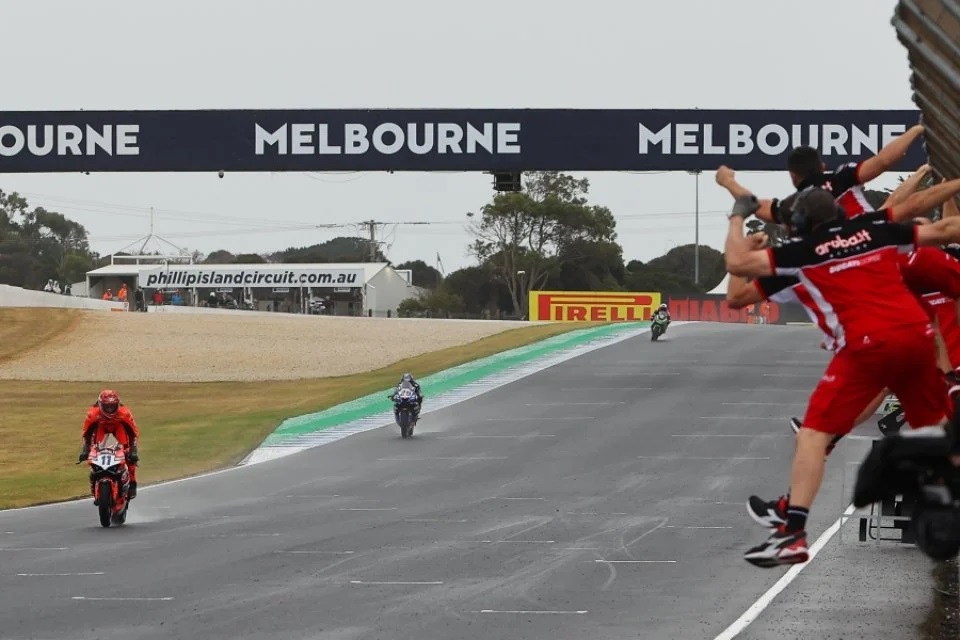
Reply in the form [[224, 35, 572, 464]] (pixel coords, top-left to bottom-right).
[[694, 171, 700, 285]]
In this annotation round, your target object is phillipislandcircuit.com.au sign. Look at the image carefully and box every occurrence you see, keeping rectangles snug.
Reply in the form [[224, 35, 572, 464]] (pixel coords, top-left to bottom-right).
[[0, 109, 924, 173], [140, 266, 363, 289]]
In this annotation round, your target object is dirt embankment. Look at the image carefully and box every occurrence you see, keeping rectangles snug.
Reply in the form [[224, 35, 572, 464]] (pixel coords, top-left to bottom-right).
[[0, 309, 536, 382]]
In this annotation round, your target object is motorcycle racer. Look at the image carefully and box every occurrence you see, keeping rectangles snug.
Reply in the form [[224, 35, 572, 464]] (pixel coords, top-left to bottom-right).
[[391, 373, 423, 418], [79, 389, 140, 499]]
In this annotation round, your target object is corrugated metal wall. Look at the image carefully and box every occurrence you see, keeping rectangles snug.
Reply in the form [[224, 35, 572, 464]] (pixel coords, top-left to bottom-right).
[[893, 0, 960, 179]]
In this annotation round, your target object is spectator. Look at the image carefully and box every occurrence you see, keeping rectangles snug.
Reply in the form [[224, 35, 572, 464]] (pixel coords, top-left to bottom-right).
[[43, 279, 54, 292], [134, 288, 145, 312], [171, 290, 183, 305], [102, 288, 113, 300], [118, 283, 128, 304], [152, 289, 164, 306]]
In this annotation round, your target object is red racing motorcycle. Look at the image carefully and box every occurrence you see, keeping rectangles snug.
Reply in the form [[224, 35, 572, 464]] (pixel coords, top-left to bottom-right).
[[82, 437, 132, 527]]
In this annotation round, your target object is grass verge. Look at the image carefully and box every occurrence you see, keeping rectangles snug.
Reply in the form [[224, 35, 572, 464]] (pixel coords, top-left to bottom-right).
[[0, 321, 596, 510]]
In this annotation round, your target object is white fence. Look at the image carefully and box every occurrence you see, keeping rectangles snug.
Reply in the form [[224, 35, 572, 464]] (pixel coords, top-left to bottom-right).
[[0, 285, 125, 310]]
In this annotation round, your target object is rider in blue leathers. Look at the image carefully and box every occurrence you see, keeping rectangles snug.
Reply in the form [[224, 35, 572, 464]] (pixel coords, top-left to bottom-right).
[[390, 373, 424, 420]]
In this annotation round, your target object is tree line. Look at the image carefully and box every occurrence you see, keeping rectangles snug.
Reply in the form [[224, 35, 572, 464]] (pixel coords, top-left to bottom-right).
[[1, 171, 919, 316]]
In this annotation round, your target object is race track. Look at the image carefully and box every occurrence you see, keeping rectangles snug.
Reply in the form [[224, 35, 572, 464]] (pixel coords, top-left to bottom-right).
[[0, 323, 888, 639]]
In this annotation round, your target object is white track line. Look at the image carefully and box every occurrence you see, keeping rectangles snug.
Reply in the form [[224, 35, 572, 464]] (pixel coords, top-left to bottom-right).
[[349, 580, 442, 585], [699, 416, 791, 420], [593, 559, 676, 564], [638, 456, 770, 461], [672, 434, 789, 438], [722, 402, 806, 406], [712, 504, 855, 640], [479, 610, 588, 615], [18, 572, 105, 577], [71, 596, 174, 601]]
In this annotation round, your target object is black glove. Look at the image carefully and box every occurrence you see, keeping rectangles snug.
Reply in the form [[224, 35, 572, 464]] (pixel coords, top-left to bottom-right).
[[78, 451, 88, 463], [730, 195, 760, 219], [127, 446, 139, 464]]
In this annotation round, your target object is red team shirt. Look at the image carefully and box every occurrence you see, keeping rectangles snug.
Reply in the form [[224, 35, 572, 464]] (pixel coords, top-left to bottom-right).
[[764, 211, 927, 351], [755, 163, 960, 365]]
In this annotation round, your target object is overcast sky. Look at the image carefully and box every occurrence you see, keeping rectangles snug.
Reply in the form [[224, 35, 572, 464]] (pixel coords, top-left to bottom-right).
[[2, 0, 917, 276]]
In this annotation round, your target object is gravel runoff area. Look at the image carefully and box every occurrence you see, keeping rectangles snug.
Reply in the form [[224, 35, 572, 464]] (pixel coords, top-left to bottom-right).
[[0, 311, 539, 382]]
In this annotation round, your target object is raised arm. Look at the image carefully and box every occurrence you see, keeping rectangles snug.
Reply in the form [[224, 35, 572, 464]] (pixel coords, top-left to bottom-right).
[[892, 178, 960, 222], [715, 166, 775, 222], [881, 164, 931, 209], [858, 124, 925, 184], [724, 197, 775, 278]]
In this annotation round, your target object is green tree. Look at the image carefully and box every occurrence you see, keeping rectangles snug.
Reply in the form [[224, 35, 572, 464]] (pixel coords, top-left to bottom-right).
[[546, 239, 625, 291], [0, 190, 99, 289], [273, 236, 385, 263], [203, 250, 236, 264], [395, 259, 442, 289], [468, 171, 617, 315], [441, 265, 508, 315]]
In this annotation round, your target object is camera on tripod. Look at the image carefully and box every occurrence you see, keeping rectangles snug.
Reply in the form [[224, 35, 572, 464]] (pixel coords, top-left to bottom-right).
[[854, 423, 960, 560]]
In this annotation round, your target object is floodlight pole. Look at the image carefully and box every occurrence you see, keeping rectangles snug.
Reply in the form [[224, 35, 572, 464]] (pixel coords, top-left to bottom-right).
[[689, 170, 701, 284]]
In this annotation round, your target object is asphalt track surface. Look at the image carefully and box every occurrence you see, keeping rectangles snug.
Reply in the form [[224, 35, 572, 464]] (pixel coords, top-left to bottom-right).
[[0, 323, 920, 640]]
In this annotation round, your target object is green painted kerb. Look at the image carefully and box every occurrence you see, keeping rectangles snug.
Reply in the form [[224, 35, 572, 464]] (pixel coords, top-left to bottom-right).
[[261, 322, 645, 445]]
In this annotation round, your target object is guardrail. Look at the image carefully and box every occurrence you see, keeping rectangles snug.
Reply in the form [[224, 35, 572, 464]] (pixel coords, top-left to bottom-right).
[[0, 285, 125, 310], [892, 0, 960, 180]]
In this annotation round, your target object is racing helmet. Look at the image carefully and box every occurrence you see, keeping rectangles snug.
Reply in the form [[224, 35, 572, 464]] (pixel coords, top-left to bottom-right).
[[402, 373, 413, 383], [659, 303, 668, 311], [97, 389, 120, 417]]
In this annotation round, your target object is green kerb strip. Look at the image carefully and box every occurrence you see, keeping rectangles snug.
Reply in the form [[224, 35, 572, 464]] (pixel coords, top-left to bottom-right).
[[261, 322, 645, 445]]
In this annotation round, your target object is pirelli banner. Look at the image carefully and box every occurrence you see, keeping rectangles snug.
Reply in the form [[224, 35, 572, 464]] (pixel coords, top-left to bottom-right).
[[137, 265, 363, 289], [528, 290, 811, 325], [0, 109, 923, 173], [529, 291, 662, 322]]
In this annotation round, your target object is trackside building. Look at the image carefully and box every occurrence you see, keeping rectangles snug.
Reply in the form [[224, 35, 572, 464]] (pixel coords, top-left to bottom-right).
[[85, 261, 423, 317]]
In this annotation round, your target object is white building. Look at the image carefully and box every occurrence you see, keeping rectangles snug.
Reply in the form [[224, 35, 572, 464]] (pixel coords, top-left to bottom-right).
[[85, 257, 425, 317]]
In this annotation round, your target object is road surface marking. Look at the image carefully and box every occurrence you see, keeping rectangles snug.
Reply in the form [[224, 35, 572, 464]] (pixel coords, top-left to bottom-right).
[[524, 402, 624, 406], [404, 518, 469, 523], [71, 596, 173, 601], [664, 526, 733, 529], [722, 402, 806, 406], [486, 417, 592, 421], [561, 387, 652, 391], [274, 550, 354, 555], [349, 580, 443, 585], [377, 456, 507, 461], [712, 503, 855, 640], [0, 547, 68, 551], [336, 508, 398, 511], [479, 610, 587, 614], [440, 435, 556, 439], [18, 572, 105, 576], [593, 560, 677, 564], [638, 456, 770, 461], [672, 434, 789, 438], [699, 416, 791, 420]]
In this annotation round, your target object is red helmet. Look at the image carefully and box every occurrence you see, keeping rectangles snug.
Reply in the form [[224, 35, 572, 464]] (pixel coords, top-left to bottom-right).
[[97, 389, 120, 417]]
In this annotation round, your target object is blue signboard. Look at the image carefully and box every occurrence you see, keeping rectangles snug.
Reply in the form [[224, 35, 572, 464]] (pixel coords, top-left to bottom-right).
[[0, 109, 924, 173]]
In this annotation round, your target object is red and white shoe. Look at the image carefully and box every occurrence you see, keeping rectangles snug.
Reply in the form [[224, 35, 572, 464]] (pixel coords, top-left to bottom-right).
[[744, 526, 809, 568]]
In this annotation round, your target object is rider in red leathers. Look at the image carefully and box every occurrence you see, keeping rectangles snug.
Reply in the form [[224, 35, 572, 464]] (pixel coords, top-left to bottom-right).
[[79, 389, 141, 499]]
